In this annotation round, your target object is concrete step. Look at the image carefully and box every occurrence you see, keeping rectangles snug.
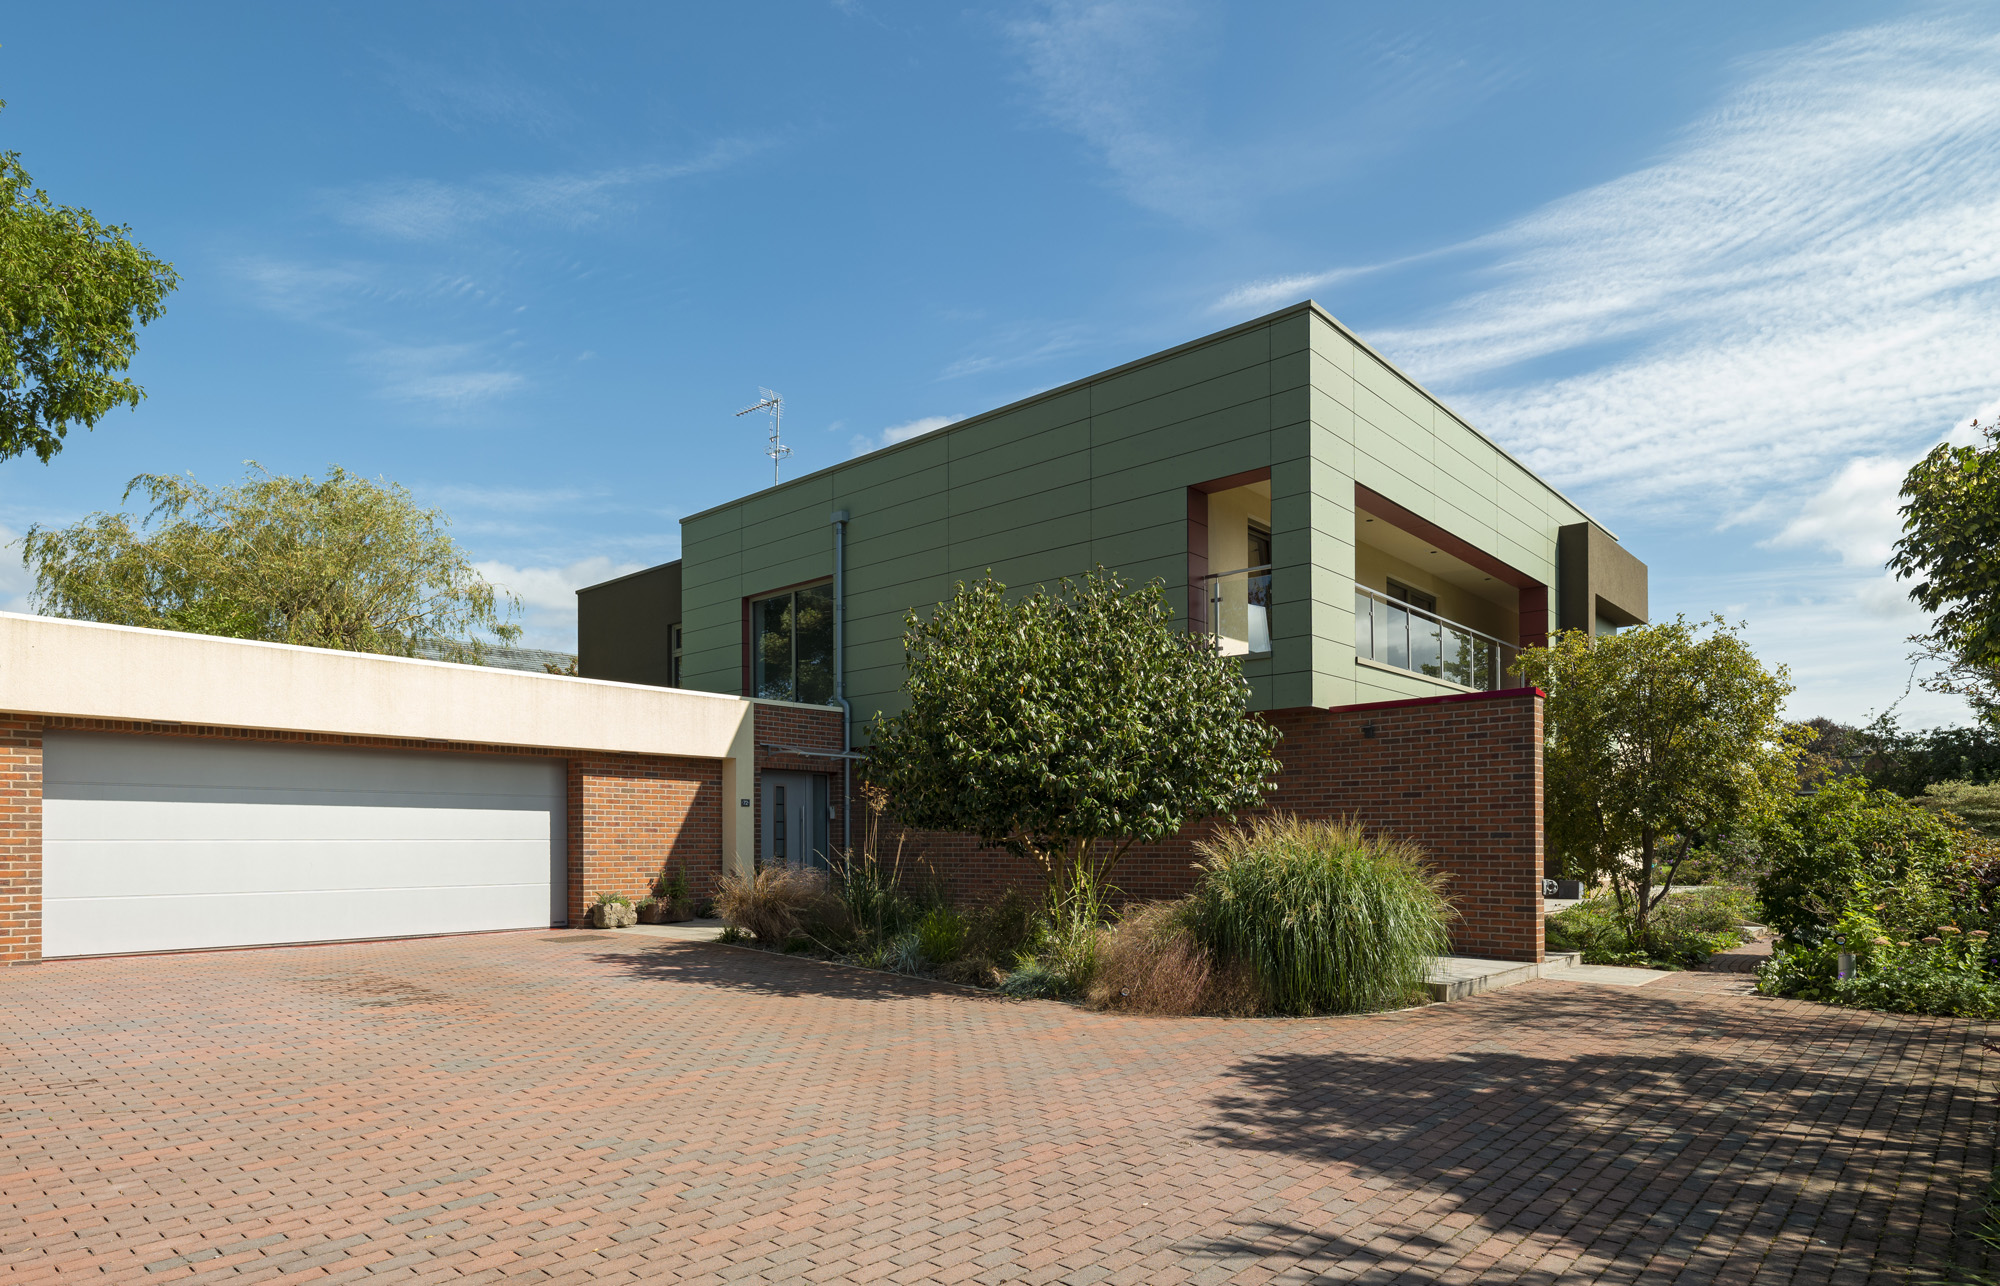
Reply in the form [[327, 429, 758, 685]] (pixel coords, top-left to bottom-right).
[[1425, 952, 1582, 1002]]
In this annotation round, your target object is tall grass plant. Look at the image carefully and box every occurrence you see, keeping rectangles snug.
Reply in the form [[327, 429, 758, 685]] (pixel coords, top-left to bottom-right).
[[1188, 816, 1453, 1015]]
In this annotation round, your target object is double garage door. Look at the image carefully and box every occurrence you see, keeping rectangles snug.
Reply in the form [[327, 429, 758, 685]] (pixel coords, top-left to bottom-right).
[[42, 732, 568, 958]]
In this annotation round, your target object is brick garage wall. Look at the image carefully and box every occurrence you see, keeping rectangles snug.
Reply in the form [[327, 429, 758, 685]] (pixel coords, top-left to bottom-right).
[[750, 704, 849, 868], [566, 757, 723, 923], [871, 688, 1546, 963], [2, 714, 731, 962], [0, 716, 42, 966]]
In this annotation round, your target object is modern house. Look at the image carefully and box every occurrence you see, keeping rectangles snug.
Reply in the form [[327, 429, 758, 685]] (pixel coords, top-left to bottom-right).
[[579, 301, 1649, 960]]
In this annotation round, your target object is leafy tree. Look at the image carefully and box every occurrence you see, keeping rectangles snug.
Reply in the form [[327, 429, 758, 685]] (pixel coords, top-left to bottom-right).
[[1513, 615, 1798, 946], [23, 464, 520, 661], [1891, 417, 2000, 726], [1756, 775, 1965, 938], [863, 570, 1282, 911], [0, 104, 179, 464]]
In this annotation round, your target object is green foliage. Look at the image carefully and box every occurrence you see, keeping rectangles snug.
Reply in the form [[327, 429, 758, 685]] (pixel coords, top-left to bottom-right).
[[1755, 776, 1966, 938], [0, 111, 179, 465], [1186, 815, 1453, 1016], [592, 892, 632, 908], [654, 862, 691, 904], [1545, 888, 1755, 968], [715, 925, 746, 945], [999, 961, 1070, 999], [1917, 780, 2000, 839], [864, 570, 1281, 903], [1761, 932, 2000, 1018], [914, 907, 968, 965], [23, 465, 520, 661], [1513, 615, 1798, 943], [1797, 714, 2000, 795], [1891, 418, 2000, 725], [962, 890, 1041, 967]]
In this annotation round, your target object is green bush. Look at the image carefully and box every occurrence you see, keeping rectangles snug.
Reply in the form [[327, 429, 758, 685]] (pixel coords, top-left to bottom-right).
[[1917, 780, 2000, 839], [1756, 776, 1963, 937], [1760, 929, 2000, 1017], [963, 890, 1041, 967], [1544, 886, 1755, 968], [1187, 815, 1453, 1015], [914, 907, 968, 965]]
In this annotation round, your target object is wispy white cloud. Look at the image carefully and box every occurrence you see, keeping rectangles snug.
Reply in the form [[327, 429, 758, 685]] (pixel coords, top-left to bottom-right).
[[365, 343, 527, 409], [1006, 2, 1513, 225], [1349, 19, 2000, 513], [476, 556, 646, 612], [375, 53, 572, 135], [475, 555, 649, 650], [849, 414, 958, 455], [941, 323, 1088, 379], [325, 141, 763, 242]]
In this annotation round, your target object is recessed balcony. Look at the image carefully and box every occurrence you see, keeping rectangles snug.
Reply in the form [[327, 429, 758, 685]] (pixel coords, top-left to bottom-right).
[[1354, 583, 1521, 692], [1202, 563, 1272, 657]]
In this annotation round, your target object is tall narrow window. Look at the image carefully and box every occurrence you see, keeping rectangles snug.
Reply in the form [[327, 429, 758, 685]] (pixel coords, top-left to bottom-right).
[[749, 582, 836, 703], [668, 623, 683, 688]]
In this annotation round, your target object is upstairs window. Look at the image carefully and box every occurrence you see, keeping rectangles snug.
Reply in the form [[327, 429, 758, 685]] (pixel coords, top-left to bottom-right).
[[750, 583, 834, 704]]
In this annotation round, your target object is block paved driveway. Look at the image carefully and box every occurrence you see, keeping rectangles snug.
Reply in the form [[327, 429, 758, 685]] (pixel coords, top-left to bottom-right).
[[3, 933, 1996, 1285]]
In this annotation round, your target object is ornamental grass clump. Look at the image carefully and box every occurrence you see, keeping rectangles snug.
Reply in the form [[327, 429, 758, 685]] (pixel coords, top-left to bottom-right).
[[1188, 816, 1453, 1015]]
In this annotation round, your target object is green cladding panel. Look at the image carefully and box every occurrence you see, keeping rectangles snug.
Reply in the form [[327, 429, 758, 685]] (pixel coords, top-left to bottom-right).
[[674, 302, 1618, 729]]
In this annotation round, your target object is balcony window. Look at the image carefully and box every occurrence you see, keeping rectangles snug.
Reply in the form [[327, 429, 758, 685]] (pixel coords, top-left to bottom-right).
[[750, 583, 834, 703], [1354, 582, 1518, 691]]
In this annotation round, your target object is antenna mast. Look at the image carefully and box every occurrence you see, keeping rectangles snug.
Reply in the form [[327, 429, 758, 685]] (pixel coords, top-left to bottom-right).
[[734, 389, 789, 486]]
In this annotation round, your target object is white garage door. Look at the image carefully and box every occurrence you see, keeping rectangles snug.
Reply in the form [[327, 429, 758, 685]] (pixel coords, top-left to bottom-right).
[[42, 732, 567, 958]]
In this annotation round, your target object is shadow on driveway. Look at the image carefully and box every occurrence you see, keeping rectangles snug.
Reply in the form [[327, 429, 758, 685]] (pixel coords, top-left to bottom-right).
[[1183, 983, 1998, 1283], [585, 938, 1015, 1005]]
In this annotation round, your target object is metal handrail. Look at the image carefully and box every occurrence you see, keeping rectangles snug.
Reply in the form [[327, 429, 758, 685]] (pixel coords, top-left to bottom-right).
[[1353, 583, 1514, 651], [1202, 563, 1273, 581]]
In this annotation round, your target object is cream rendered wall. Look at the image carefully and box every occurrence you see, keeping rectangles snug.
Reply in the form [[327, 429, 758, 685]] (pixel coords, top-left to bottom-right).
[[1205, 484, 1270, 573], [1353, 542, 1518, 642]]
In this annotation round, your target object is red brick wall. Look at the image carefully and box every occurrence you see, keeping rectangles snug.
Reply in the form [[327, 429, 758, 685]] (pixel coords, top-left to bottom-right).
[[0, 716, 43, 966], [868, 688, 1547, 962], [566, 756, 723, 923]]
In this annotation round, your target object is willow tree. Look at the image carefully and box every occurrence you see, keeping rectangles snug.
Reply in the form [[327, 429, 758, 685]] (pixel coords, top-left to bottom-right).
[[1514, 615, 1798, 945], [864, 570, 1281, 915], [23, 465, 520, 661]]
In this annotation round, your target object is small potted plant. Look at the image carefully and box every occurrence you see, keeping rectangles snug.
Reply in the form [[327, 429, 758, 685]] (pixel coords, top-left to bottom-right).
[[660, 864, 693, 922], [635, 896, 664, 924], [587, 892, 636, 929]]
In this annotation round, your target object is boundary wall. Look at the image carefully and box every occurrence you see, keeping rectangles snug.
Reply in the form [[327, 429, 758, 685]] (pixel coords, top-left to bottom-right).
[[882, 688, 1546, 962]]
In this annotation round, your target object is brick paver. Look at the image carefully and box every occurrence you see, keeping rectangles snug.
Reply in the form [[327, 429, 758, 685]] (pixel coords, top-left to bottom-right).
[[2, 933, 1994, 1283]]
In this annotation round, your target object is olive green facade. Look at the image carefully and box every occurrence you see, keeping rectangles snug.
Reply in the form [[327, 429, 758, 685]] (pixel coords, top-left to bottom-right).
[[652, 301, 1637, 726]]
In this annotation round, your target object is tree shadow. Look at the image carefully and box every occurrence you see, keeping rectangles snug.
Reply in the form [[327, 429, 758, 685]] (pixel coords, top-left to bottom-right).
[[586, 939, 1014, 1006], [1183, 983, 1999, 1282]]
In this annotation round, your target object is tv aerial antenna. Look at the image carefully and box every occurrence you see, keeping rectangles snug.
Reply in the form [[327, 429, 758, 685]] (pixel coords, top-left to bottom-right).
[[735, 388, 789, 486]]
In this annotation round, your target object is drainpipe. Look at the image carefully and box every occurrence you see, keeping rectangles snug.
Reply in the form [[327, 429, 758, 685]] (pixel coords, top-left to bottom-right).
[[830, 509, 852, 854]]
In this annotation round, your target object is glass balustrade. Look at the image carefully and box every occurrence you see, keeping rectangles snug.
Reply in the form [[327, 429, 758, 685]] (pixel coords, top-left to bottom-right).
[[1203, 564, 1273, 656], [1353, 583, 1519, 691]]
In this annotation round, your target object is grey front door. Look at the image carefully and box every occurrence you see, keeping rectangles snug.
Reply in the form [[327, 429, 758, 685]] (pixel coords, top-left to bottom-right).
[[761, 771, 830, 871]]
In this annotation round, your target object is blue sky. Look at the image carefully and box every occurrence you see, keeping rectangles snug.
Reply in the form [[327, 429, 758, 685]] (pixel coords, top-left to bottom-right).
[[2, 2, 1996, 726]]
